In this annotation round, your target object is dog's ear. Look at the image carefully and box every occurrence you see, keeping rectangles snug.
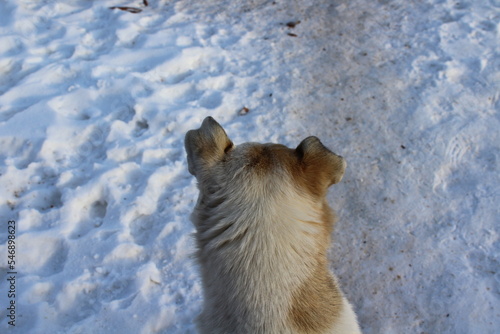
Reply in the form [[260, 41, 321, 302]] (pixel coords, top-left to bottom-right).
[[185, 117, 233, 177], [295, 136, 346, 196]]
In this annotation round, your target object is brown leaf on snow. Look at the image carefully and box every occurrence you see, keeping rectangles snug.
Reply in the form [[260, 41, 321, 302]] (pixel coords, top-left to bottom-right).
[[286, 20, 301, 28], [239, 107, 250, 116]]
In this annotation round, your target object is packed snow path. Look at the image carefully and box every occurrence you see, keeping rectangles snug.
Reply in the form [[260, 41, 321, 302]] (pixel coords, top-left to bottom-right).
[[0, 0, 498, 333]]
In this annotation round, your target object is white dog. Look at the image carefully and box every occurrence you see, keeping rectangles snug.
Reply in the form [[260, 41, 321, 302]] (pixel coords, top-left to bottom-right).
[[185, 117, 361, 334]]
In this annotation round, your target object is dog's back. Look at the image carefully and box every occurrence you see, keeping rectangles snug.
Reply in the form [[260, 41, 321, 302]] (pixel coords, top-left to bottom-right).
[[185, 117, 361, 334]]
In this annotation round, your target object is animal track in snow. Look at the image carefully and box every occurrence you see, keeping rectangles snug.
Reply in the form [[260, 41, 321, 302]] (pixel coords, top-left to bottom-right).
[[90, 200, 108, 227], [445, 132, 471, 168], [133, 119, 149, 137], [129, 215, 158, 246], [61, 182, 110, 239], [198, 91, 223, 109], [433, 128, 473, 193]]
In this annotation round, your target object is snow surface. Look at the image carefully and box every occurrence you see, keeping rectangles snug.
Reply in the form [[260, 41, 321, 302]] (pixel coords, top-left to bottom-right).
[[0, 0, 499, 333]]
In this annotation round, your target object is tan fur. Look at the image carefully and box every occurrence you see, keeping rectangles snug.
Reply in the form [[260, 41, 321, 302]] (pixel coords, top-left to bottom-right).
[[185, 117, 361, 334], [289, 260, 342, 333]]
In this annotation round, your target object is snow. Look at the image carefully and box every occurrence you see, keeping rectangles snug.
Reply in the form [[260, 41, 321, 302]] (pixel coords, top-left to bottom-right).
[[0, 0, 498, 333]]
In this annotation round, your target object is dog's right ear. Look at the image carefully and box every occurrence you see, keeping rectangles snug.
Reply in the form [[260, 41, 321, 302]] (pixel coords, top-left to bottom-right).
[[185, 117, 233, 177], [295, 136, 346, 197]]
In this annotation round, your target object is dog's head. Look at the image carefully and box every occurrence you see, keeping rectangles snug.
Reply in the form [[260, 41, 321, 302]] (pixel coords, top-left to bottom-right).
[[185, 117, 346, 198]]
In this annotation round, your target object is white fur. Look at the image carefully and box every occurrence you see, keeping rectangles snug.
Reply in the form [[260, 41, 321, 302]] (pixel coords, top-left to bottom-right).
[[331, 298, 363, 334], [192, 167, 361, 333], [194, 174, 317, 332]]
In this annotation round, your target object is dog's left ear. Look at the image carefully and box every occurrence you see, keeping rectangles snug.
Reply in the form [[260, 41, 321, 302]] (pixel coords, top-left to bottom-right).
[[295, 136, 346, 195], [185, 117, 233, 177]]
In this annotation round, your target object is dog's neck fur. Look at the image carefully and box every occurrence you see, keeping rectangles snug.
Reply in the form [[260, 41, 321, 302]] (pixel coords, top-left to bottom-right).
[[192, 171, 338, 333]]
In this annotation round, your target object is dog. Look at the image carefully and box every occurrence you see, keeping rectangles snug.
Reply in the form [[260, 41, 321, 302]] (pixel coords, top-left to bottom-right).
[[185, 117, 361, 334]]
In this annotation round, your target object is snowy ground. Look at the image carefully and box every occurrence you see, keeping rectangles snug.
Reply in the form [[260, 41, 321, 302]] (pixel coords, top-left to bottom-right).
[[0, 0, 499, 333]]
